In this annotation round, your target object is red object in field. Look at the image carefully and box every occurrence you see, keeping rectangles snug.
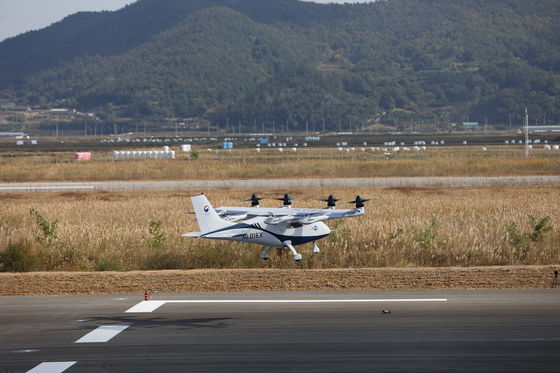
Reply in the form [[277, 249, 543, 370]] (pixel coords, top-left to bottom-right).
[[144, 291, 151, 301], [74, 152, 92, 161]]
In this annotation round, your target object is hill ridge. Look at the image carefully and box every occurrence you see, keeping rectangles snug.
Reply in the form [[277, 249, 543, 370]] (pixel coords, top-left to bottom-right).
[[0, 0, 559, 130]]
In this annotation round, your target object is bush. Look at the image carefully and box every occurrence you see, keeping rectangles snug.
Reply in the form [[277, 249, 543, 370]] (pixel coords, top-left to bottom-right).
[[0, 242, 37, 272], [507, 221, 526, 249], [528, 215, 553, 242], [149, 220, 166, 249], [507, 216, 553, 260], [413, 218, 441, 250], [29, 208, 59, 246]]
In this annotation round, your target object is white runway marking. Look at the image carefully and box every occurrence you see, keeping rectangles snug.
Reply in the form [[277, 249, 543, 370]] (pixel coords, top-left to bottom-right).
[[125, 298, 448, 313], [75, 325, 129, 343], [26, 362, 76, 373], [126, 300, 167, 313]]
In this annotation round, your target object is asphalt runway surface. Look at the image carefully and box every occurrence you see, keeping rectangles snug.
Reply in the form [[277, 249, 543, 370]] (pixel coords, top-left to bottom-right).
[[1, 289, 560, 372], [1, 175, 559, 192]]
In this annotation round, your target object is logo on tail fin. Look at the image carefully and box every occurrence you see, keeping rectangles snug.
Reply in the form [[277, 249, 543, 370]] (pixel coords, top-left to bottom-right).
[[203, 205, 209, 213]]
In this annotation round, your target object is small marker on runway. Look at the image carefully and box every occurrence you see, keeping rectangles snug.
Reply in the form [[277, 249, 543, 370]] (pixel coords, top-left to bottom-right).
[[26, 362, 76, 373]]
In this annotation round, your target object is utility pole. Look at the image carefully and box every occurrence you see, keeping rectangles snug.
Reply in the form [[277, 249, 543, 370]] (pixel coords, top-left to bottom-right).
[[524, 107, 529, 159]]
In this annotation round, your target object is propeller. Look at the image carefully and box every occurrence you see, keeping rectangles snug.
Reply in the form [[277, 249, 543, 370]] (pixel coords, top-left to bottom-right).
[[243, 194, 262, 207], [274, 193, 293, 207], [347, 195, 371, 208], [318, 194, 339, 208]]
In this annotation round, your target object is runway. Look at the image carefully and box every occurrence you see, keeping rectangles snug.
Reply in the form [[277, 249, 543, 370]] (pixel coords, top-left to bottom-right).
[[1, 289, 559, 372], [0, 175, 559, 192]]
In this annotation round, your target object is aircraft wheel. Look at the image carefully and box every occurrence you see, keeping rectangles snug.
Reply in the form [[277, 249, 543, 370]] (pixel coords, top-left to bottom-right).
[[312, 241, 320, 254], [293, 253, 302, 261]]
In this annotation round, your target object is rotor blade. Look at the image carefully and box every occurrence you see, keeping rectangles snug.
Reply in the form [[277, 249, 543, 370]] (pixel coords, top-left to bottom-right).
[[317, 194, 339, 207], [242, 194, 262, 201], [317, 196, 339, 203], [242, 194, 263, 206], [273, 193, 293, 206], [347, 195, 372, 208]]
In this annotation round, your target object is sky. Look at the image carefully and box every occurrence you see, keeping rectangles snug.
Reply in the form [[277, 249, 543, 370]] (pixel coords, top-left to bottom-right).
[[0, 0, 371, 42], [0, 0, 135, 41]]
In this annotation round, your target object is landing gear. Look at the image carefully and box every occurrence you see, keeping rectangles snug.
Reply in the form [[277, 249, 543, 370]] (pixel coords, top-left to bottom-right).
[[260, 247, 270, 260], [283, 240, 302, 262], [312, 241, 320, 254]]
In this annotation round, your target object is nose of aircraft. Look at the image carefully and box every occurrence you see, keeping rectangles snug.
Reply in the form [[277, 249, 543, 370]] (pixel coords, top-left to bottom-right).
[[319, 222, 331, 236]]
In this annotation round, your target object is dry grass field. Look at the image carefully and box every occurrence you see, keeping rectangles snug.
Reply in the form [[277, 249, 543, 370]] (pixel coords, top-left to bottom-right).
[[1, 186, 558, 272], [1, 147, 559, 182]]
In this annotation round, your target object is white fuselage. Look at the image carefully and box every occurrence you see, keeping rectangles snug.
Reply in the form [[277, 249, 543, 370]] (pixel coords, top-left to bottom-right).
[[201, 217, 331, 247]]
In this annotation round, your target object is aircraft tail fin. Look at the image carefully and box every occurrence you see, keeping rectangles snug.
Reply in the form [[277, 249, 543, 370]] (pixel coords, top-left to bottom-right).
[[190, 194, 233, 233]]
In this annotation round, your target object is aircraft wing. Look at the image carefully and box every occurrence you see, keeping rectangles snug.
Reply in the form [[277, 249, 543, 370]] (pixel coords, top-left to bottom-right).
[[216, 206, 325, 217], [215, 206, 364, 224]]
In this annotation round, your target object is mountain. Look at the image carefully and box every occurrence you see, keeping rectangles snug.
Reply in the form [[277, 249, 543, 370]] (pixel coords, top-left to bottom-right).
[[1, 0, 559, 130]]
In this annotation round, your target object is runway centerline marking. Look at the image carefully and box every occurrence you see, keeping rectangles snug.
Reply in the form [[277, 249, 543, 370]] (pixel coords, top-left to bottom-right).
[[75, 325, 129, 343], [125, 298, 448, 313], [26, 362, 76, 373]]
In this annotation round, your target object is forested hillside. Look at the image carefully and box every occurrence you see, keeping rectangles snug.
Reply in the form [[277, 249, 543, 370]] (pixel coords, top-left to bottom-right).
[[1, 0, 559, 130]]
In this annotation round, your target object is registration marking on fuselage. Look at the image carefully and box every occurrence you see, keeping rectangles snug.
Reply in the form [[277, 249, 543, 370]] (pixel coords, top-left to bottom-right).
[[125, 298, 448, 313]]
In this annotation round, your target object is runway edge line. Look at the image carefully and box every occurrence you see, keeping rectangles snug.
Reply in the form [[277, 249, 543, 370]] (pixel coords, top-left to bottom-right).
[[125, 298, 448, 313]]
